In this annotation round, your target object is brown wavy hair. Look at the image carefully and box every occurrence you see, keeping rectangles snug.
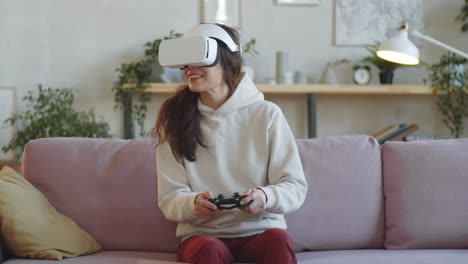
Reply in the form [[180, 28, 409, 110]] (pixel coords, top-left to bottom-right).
[[151, 24, 242, 163]]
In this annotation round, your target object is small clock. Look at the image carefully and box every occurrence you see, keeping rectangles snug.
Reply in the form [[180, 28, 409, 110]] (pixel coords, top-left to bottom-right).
[[353, 65, 371, 85]]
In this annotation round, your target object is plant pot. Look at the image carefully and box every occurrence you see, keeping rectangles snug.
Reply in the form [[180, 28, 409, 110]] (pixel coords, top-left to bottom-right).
[[379, 71, 394, 84], [161, 67, 184, 83], [148, 62, 164, 82]]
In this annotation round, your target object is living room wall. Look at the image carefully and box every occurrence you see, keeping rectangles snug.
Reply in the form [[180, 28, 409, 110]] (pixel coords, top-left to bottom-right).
[[1, 0, 467, 139]]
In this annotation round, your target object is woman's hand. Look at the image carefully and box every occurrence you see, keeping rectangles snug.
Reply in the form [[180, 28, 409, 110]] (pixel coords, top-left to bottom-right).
[[194, 191, 223, 218], [241, 188, 267, 215]]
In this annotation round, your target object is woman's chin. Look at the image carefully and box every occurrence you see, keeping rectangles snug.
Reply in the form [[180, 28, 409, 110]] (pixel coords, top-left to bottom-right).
[[187, 82, 204, 92]]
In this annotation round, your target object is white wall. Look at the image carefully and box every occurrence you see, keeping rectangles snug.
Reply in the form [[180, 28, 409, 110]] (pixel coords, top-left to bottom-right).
[[1, 0, 467, 140]]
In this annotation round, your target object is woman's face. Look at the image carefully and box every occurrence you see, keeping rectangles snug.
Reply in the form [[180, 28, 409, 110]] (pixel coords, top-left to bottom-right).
[[182, 63, 226, 93]]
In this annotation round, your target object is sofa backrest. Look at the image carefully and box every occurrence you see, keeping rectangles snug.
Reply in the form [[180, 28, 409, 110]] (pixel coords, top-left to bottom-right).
[[22, 138, 179, 252], [383, 138, 468, 249], [22, 135, 384, 253], [287, 135, 384, 251]]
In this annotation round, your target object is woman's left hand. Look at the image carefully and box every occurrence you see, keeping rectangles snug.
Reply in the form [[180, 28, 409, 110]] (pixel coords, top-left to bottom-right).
[[241, 188, 267, 215]]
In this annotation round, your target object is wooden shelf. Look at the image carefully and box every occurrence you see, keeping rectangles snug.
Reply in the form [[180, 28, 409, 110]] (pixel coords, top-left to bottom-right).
[[125, 83, 433, 95], [256, 84, 432, 95], [122, 82, 435, 138]]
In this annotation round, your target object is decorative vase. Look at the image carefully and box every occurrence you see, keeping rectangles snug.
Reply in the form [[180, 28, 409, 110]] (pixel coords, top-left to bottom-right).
[[320, 63, 338, 84], [161, 67, 184, 83], [148, 61, 164, 82], [276, 51, 289, 84], [320, 59, 351, 84], [379, 71, 394, 84], [148, 59, 183, 83]]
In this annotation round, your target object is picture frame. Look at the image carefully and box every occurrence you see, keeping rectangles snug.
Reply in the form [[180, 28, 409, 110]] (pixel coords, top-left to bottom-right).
[[201, 0, 241, 29], [276, 0, 320, 6], [335, 0, 423, 46], [0, 86, 16, 161]]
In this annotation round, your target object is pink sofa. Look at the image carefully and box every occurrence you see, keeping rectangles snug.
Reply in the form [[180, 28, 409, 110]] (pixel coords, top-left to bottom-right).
[[2, 135, 468, 263]]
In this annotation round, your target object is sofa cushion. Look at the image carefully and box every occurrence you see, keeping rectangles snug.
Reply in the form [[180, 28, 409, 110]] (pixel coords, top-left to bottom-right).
[[21, 138, 179, 252], [0, 166, 102, 260], [383, 138, 468, 249], [1, 251, 182, 264], [295, 249, 468, 264], [286, 135, 384, 251]]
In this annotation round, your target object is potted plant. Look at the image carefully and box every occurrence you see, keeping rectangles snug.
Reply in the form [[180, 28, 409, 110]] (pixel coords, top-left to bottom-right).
[[361, 41, 407, 84], [2, 84, 112, 160], [112, 30, 182, 139], [456, 0, 468, 32], [144, 30, 184, 83], [426, 52, 467, 138]]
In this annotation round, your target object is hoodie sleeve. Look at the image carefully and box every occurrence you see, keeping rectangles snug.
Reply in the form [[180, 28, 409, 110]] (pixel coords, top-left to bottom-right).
[[157, 140, 199, 223], [260, 108, 308, 214]]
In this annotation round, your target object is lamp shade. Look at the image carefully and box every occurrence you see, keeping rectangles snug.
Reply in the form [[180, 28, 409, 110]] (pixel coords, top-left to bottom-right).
[[377, 31, 420, 65]]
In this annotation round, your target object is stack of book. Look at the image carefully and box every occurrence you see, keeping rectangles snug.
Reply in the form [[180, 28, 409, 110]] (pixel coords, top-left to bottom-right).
[[372, 124, 419, 144]]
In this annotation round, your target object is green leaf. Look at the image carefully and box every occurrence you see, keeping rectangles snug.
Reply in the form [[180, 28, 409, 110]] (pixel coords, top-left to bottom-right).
[[113, 30, 182, 138], [1, 84, 112, 160], [427, 52, 468, 138]]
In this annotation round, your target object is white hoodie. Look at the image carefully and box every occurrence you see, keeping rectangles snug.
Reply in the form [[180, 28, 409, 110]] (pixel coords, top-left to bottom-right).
[[157, 74, 307, 241]]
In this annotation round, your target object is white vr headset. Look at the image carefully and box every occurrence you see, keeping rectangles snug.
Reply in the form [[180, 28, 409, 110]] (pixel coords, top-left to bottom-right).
[[158, 24, 242, 69]]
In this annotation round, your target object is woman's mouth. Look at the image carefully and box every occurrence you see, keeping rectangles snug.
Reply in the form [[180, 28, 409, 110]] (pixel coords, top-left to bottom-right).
[[188, 74, 204, 80]]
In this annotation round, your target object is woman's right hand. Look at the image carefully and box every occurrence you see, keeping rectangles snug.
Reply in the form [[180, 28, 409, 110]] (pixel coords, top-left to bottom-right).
[[194, 191, 222, 218]]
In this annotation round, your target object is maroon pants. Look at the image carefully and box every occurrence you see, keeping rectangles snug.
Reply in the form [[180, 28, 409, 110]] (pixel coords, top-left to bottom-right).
[[177, 228, 296, 264]]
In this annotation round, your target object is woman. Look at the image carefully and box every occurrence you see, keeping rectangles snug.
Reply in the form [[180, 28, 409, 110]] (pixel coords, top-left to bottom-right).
[[151, 23, 307, 264]]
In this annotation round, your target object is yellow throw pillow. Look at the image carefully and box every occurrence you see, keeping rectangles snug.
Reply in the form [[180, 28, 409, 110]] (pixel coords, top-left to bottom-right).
[[0, 166, 102, 260]]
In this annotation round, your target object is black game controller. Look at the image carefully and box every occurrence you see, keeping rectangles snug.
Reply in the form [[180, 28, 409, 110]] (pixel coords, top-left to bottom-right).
[[208, 192, 253, 210]]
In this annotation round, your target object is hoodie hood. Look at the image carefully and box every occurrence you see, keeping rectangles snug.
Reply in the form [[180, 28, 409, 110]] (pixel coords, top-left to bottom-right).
[[197, 73, 264, 116]]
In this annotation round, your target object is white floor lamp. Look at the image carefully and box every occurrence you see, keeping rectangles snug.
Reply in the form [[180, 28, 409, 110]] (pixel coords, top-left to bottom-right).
[[377, 21, 468, 65]]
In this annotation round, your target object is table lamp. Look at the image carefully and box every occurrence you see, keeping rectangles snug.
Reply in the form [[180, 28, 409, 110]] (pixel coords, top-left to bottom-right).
[[377, 21, 468, 65]]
